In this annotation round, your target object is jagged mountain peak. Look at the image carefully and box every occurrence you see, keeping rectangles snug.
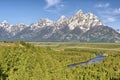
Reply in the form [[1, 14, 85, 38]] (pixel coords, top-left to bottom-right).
[[75, 9, 83, 16], [0, 20, 12, 32], [0, 20, 9, 24], [40, 18, 53, 22], [70, 9, 84, 20], [39, 18, 53, 24], [0, 9, 119, 42], [68, 10, 104, 30], [58, 15, 68, 21], [86, 12, 94, 16], [1, 20, 9, 24], [85, 13, 98, 20], [60, 15, 67, 18], [57, 15, 68, 25], [38, 18, 54, 27]]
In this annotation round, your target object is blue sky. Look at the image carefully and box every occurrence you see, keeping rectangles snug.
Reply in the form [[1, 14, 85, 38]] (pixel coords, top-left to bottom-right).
[[0, 0, 120, 29]]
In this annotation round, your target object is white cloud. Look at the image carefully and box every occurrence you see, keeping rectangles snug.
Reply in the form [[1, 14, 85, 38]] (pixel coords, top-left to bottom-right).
[[98, 8, 120, 16], [44, 0, 64, 15], [95, 3, 120, 29], [95, 3, 120, 24], [113, 8, 120, 15], [95, 3, 110, 8], [107, 18, 116, 22], [45, 0, 62, 8]]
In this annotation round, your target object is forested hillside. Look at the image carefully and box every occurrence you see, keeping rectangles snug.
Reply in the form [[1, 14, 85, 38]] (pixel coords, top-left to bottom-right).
[[0, 42, 120, 80]]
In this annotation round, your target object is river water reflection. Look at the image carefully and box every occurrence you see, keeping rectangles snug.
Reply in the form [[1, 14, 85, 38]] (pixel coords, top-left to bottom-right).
[[67, 55, 105, 68]]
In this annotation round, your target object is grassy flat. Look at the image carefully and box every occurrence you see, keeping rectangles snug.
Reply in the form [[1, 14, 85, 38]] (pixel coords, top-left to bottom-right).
[[0, 42, 120, 80]]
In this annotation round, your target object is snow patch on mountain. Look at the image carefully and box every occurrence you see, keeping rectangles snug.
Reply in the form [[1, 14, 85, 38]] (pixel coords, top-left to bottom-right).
[[116, 29, 120, 33], [68, 10, 104, 31]]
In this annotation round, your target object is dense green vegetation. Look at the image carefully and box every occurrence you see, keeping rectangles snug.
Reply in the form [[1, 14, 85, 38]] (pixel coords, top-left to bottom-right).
[[0, 42, 120, 80]]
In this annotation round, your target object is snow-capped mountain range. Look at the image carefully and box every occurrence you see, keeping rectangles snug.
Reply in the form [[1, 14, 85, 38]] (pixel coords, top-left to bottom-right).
[[0, 10, 120, 42]]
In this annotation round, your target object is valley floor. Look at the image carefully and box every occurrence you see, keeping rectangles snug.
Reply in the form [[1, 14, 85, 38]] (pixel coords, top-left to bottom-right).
[[0, 42, 120, 80]]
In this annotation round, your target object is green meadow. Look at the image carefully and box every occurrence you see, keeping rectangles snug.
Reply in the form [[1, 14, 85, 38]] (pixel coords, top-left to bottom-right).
[[0, 42, 120, 80]]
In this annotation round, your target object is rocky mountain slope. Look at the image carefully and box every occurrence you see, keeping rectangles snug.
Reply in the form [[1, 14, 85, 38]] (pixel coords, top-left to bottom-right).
[[0, 10, 120, 42], [116, 29, 120, 33]]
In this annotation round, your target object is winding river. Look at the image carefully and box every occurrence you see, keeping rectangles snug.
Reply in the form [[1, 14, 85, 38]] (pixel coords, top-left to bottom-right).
[[67, 55, 105, 68]]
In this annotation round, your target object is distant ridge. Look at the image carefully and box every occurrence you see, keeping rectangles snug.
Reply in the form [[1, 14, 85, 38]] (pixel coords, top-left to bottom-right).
[[0, 10, 120, 42]]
